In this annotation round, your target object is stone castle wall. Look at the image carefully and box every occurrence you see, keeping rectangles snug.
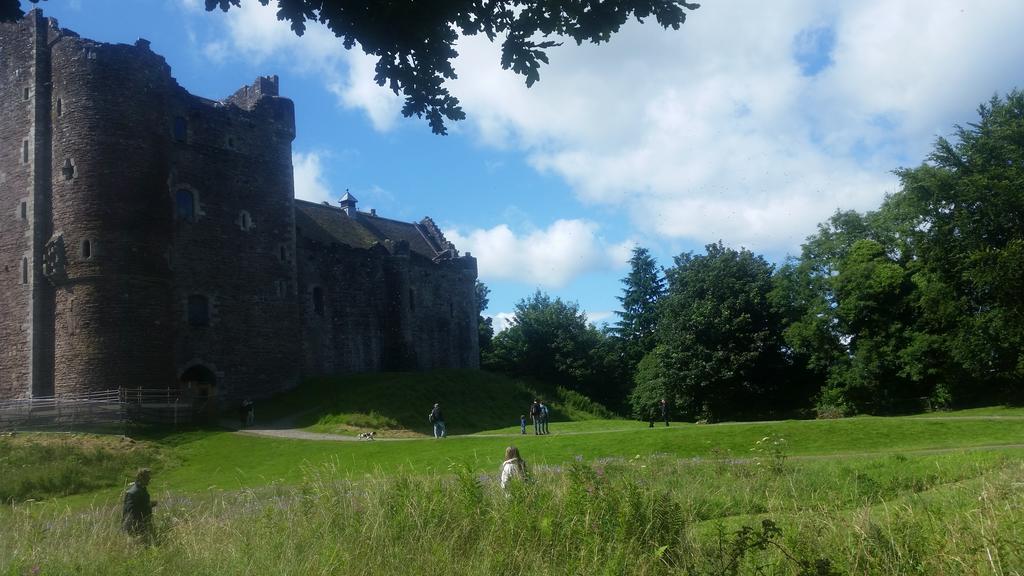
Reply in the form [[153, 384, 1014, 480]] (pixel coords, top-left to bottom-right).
[[0, 11, 479, 405], [0, 12, 43, 399]]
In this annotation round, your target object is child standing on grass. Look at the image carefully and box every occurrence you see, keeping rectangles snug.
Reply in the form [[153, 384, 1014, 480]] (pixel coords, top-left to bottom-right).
[[500, 446, 528, 490], [520, 414, 527, 434]]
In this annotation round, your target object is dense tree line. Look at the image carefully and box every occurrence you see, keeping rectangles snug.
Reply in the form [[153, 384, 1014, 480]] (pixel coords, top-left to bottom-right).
[[486, 91, 1023, 420]]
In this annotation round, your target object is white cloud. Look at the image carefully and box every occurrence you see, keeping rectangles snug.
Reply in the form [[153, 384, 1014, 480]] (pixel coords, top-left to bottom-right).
[[176, 0, 202, 12], [292, 151, 333, 204], [489, 310, 613, 334], [442, 0, 1024, 255], [202, 2, 402, 131], [585, 310, 615, 327], [446, 219, 625, 288], [491, 312, 516, 333]]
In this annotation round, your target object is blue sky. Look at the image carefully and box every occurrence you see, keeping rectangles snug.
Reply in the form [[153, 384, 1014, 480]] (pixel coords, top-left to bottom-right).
[[31, 0, 1024, 330]]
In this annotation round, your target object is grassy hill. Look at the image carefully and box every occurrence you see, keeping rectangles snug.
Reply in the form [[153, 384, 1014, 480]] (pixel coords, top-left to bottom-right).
[[255, 370, 616, 436], [3, 383, 1024, 574]]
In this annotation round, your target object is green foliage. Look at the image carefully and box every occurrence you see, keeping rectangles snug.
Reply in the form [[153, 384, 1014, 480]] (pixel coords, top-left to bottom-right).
[[195, 0, 700, 134], [653, 242, 790, 420], [554, 386, 617, 420], [0, 434, 163, 503], [262, 370, 610, 436], [4, 449, 1023, 574], [485, 290, 623, 406], [781, 91, 1024, 413], [476, 280, 495, 357], [894, 90, 1024, 403], [628, 347, 670, 419], [613, 246, 666, 371]]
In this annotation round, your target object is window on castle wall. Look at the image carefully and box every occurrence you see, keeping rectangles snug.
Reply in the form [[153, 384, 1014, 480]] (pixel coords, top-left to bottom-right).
[[173, 116, 187, 142], [226, 136, 235, 150], [187, 294, 209, 327], [279, 245, 287, 262], [81, 240, 91, 260], [21, 257, 28, 284], [313, 286, 324, 317], [22, 140, 29, 164], [239, 210, 252, 231], [176, 189, 195, 221], [23, 87, 29, 100], [61, 158, 75, 181], [56, 98, 62, 117], [20, 201, 27, 220]]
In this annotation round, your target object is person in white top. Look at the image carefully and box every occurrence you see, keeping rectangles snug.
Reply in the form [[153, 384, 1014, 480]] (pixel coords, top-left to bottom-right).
[[499, 446, 528, 490]]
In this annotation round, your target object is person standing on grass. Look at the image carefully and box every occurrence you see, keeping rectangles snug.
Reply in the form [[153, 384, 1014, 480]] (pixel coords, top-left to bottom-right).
[[429, 402, 446, 438], [520, 414, 527, 435], [529, 400, 542, 435], [499, 446, 528, 490], [539, 401, 550, 434], [660, 398, 670, 427], [122, 468, 157, 536]]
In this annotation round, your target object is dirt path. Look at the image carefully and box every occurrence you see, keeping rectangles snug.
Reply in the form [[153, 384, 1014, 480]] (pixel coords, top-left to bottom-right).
[[232, 413, 1024, 451]]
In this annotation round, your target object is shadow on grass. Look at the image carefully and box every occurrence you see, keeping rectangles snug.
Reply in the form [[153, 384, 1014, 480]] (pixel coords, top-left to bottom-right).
[[248, 369, 613, 436]]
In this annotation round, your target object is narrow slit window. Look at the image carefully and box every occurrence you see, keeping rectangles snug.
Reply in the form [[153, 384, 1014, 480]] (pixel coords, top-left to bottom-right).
[[21, 257, 28, 284], [187, 294, 209, 327], [22, 140, 29, 163], [313, 286, 324, 317], [61, 158, 76, 180], [56, 98, 63, 117], [20, 201, 27, 220], [176, 189, 195, 221], [173, 116, 187, 142], [81, 240, 91, 260], [22, 87, 29, 100]]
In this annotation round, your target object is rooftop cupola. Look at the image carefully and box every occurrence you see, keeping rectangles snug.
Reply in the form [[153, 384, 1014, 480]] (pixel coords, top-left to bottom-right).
[[339, 191, 358, 216]]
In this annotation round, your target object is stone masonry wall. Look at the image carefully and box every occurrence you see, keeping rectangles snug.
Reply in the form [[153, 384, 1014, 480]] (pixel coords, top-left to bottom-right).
[[170, 78, 301, 401], [297, 232, 480, 375], [0, 14, 39, 399], [49, 34, 177, 395]]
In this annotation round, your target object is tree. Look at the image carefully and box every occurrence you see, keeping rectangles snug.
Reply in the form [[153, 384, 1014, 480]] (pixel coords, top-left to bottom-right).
[[613, 246, 665, 371], [475, 280, 494, 357], [893, 90, 1024, 404], [485, 290, 601, 390], [5, 0, 701, 134], [652, 242, 788, 421]]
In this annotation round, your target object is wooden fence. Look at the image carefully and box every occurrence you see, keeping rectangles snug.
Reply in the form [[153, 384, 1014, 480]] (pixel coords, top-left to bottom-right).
[[0, 388, 195, 431]]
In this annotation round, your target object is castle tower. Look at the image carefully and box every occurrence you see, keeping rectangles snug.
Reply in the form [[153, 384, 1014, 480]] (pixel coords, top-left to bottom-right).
[[45, 22, 179, 395], [0, 10, 55, 398]]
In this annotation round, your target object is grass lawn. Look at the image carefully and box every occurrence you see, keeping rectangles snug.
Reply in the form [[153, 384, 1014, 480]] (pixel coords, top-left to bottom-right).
[[3, 373, 1023, 574]]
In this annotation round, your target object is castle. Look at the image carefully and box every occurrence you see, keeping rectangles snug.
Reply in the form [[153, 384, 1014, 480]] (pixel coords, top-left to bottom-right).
[[0, 11, 479, 406]]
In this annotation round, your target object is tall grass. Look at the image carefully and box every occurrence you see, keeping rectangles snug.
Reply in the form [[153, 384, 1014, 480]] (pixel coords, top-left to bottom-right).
[[0, 434, 163, 503], [2, 450, 1021, 575]]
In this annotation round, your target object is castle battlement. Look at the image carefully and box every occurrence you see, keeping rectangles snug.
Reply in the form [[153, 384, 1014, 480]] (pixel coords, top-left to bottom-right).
[[0, 12, 478, 404]]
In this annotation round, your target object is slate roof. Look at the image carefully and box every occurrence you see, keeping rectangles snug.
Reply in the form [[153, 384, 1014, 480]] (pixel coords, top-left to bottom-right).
[[294, 199, 451, 261]]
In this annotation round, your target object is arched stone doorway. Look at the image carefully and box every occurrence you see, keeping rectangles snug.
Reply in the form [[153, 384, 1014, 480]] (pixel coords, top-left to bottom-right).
[[179, 364, 217, 421]]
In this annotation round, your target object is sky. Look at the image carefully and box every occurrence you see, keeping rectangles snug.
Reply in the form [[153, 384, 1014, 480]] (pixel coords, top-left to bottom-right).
[[28, 0, 1024, 330]]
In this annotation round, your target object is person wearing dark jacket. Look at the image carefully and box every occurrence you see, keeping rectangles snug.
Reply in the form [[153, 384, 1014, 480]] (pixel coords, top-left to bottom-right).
[[122, 468, 156, 535], [429, 403, 447, 438], [529, 400, 542, 435]]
